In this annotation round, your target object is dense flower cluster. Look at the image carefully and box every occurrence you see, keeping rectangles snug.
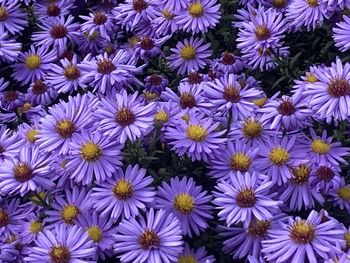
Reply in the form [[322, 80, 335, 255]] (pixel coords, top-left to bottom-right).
[[0, 0, 350, 263]]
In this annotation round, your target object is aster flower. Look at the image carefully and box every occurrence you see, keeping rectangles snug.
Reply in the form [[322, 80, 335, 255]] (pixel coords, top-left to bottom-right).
[[81, 11, 115, 41], [95, 90, 155, 144], [75, 29, 107, 54], [24, 224, 95, 262], [279, 162, 325, 211], [37, 93, 97, 154], [262, 210, 344, 262], [329, 183, 350, 214], [304, 57, 350, 122], [32, 15, 80, 55], [160, 0, 188, 11], [0, 146, 54, 197], [212, 51, 246, 76], [213, 172, 281, 227], [168, 37, 212, 75], [12, 45, 57, 85], [91, 164, 155, 220], [144, 74, 168, 96], [175, 0, 221, 34], [152, 7, 178, 36], [26, 79, 57, 106], [0, 0, 27, 35], [18, 213, 45, 244], [260, 0, 291, 9], [177, 243, 215, 263], [46, 186, 92, 226], [134, 35, 170, 60], [208, 141, 259, 180], [0, 33, 21, 63], [0, 242, 18, 262], [77, 211, 117, 260], [79, 51, 141, 94], [47, 54, 83, 94], [66, 130, 123, 185], [34, 0, 74, 21], [155, 176, 213, 237], [310, 163, 344, 192], [286, 0, 332, 32], [333, 15, 350, 52], [255, 135, 299, 185], [204, 73, 262, 119], [165, 113, 226, 162], [114, 208, 183, 263], [17, 118, 41, 146]]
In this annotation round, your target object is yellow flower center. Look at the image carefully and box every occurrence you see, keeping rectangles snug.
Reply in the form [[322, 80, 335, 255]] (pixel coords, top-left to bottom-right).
[[17, 103, 32, 114], [311, 139, 330, 154], [182, 114, 190, 122], [29, 221, 43, 234], [50, 245, 71, 263], [144, 92, 158, 101], [338, 186, 350, 201], [0, 210, 9, 227], [13, 163, 33, 182], [252, 97, 267, 107], [138, 229, 160, 249], [155, 111, 168, 122], [0, 7, 8, 21], [162, 10, 174, 20], [188, 2, 204, 17], [178, 255, 197, 263], [272, 0, 287, 8], [243, 119, 262, 139], [26, 129, 38, 144], [292, 164, 311, 184], [61, 204, 79, 224], [26, 54, 42, 70], [289, 221, 315, 243], [248, 220, 271, 237], [255, 25, 271, 41], [55, 119, 75, 138], [180, 45, 196, 61], [187, 125, 207, 142], [113, 179, 133, 200], [230, 153, 251, 172], [236, 187, 256, 207], [269, 147, 289, 165], [87, 225, 103, 243], [81, 141, 101, 162], [344, 232, 350, 250], [174, 193, 195, 214], [306, 73, 318, 83], [307, 0, 318, 7], [64, 65, 80, 80]]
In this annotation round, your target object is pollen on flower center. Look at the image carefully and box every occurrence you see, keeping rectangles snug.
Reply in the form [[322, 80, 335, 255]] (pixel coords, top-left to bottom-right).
[[64, 65, 80, 80], [140, 37, 154, 50], [236, 187, 256, 207], [115, 107, 135, 127], [180, 45, 197, 61], [292, 164, 311, 184], [138, 229, 160, 250], [32, 80, 48, 95], [289, 221, 316, 244], [328, 78, 350, 97], [29, 221, 43, 234], [162, 10, 174, 20], [311, 139, 330, 154], [93, 11, 108, 25], [223, 86, 240, 102], [221, 51, 235, 65], [0, 210, 9, 227], [56, 119, 76, 138], [277, 99, 296, 116], [81, 141, 101, 162], [338, 186, 350, 200], [180, 92, 196, 108], [26, 54, 42, 70], [174, 193, 195, 214], [269, 147, 289, 165], [178, 255, 197, 263], [155, 111, 168, 122], [47, 3, 61, 17], [272, 0, 287, 8], [306, 73, 318, 83], [61, 204, 79, 224], [230, 153, 251, 172], [97, 59, 116, 74], [87, 225, 103, 242], [50, 24, 67, 39], [133, 0, 148, 12], [252, 97, 267, 107], [248, 220, 271, 237], [0, 7, 8, 21], [188, 2, 204, 18], [13, 163, 33, 182], [243, 119, 262, 138], [144, 92, 158, 100], [307, 0, 318, 7], [316, 166, 334, 181], [187, 125, 207, 142], [344, 232, 350, 250], [49, 245, 71, 263], [255, 25, 271, 41], [113, 179, 133, 200], [4, 91, 18, 102]]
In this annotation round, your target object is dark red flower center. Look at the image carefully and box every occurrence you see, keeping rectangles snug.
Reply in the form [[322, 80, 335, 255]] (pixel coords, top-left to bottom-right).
[[277, 98, 296, 116], [93, 11, 108, 25], [115, 108, 135, 127], [221, 51, 235, 65], [149, 74, 162, 86], [97, 59, 116, 74], [4, 91, 18, 102], [223, 86, 240, 102], [133, 0, 148, 12], [316, 166, 334, 181], [32, 80, 48, 95], [138, 229, 160, 249], [50, 24, 67, 39], [0, 210, 9, 227], [248, 220, 271, 237], [187, 72, 203, 84], [47, 3, 61, 17], [140, 37, 154, 50], [13, 163, 33, 182], [0, 7, 8, 21], [236, 187, 256, 207], [328, 78, 350, 97], [180, 92, 196, 109]]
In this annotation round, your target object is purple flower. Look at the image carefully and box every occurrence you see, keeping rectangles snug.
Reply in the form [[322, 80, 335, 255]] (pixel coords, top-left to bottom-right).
[[329, 183, 350, 214], [333, 15, 350, 52], [168, 37, 212, 75], [155, 176, 213, 237], [212, 51, 246, 76], [34, 0, 74, 21], [152, 7, 178, 36], [18, 213, 45, 245], [144, 74, 168, 95], [80, 11, 115, 41], [12, 45, 57, 85], [175, 0, 221, 34], [114, 208, 183, 263], [24, 224, 96, 262], [0, 33, 21, 63], [95, 90, 156, 144], [66, 130, 123, 185], [310, 163, 344, 192], [165, 113, 226, 162], [213, 171, 281, 227], [91, 164, 155, 220], [0, 0, 27, 35], [26, 79, 58, 106], [0, 124, 23, 163], [75, 29, 107, 54], [262, 210, 344, 262], [0, 242, 18, 262], [178, 243, 215, 263], [0, 146, 54, 196], [0, 81, 24, 111], [160, 0, 188, 11], [134, 35, 170, 60]]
